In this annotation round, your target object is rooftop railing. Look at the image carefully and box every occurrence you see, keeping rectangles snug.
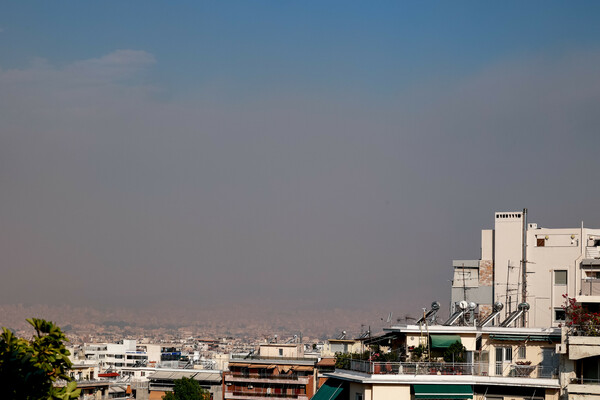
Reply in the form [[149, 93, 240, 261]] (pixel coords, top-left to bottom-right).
[[339, 360, 557, 379]]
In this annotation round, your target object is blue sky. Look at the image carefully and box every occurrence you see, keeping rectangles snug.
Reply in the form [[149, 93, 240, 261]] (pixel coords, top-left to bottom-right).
[[2, 2, 600, 316]]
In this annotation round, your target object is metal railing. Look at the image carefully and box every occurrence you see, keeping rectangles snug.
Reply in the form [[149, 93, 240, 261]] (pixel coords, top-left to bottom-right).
[[339, 360, 557, 379], [227, 391, 306, 399], [230, 355, 314, 361], [227, 373, 305, 381], [570, 377, 600, 385], [567, 324, 600, 337], [581, 278, 600, 296]]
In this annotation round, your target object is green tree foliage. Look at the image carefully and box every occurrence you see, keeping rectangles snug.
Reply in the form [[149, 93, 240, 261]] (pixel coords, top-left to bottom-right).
[[443, 341, 466, 363], [163, 377, 210, 400], [0, 318, 80, 400]]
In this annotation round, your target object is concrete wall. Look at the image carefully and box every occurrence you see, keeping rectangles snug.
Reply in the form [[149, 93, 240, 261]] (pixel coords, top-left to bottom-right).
[[258, 344, 303, 358], [371, 384, 410, 400], [493, 212, 524, 321]]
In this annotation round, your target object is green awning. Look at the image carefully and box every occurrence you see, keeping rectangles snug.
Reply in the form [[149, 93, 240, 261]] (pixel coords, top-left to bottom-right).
[[489, 334, 560, 343], [430, 335, 462, 349], [311, 379, 345, 400], [414, 384, 473, 399]]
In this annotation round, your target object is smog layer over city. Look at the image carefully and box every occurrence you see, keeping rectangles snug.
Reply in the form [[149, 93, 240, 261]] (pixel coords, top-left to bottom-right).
[[2, 3, 600, 399]]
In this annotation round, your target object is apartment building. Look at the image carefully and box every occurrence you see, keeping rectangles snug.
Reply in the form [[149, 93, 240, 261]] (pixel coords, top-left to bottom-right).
[[84, 339, 161, 370], [224, 343, 318, 400], [320, 323, 562, 400], [451, 210, 600, 328]]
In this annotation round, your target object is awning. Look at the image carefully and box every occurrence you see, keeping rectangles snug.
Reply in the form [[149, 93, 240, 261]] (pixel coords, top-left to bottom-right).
[[292, 366, 313, 371], [312, 379, 346, 400], [430, 335, 462, 349], [489, 334, 560, 343], [149, 371, 175, 380], [229, 363, 251, 367], [414, 384, 473, 399], [250, 365, 269, 369], [317, 358, 336, 367]]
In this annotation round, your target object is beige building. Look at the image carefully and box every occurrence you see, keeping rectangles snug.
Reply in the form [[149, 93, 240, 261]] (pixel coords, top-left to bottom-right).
[[224, 343, 318, 400], [451, 210, 600, 328], [319, 324, 562, 400]]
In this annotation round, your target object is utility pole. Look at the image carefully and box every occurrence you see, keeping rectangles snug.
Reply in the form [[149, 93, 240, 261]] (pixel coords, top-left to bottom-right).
[[521, 208, 528, 327]]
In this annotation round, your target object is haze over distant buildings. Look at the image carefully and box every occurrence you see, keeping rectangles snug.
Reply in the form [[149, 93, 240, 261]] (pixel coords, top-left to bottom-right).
[[2, 2, 600, 318]]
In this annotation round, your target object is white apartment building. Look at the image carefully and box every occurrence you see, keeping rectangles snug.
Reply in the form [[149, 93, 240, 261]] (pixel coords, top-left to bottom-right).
[[84, 339, 161, 370], [451, 210, 600, 328]]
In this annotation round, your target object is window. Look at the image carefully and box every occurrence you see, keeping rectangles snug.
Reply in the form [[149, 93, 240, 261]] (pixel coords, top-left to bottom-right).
[[518, 346, 526, 359], [279, 349, 283, 356], [555, 270, 567, 285], [537, 238, 545, 247], [355, 394, 363, 400], [554, 309, 566, 322]]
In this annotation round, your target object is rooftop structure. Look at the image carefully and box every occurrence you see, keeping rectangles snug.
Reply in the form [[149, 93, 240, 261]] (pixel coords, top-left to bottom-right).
[[451, 210, 600, 328]]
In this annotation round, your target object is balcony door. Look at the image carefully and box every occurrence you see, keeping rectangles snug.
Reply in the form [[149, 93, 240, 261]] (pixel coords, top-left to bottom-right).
[[495, 347, 512, 376]]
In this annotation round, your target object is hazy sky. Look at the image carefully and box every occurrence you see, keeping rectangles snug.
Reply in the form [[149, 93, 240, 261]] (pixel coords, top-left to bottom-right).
[[2, 2, 600, 315]]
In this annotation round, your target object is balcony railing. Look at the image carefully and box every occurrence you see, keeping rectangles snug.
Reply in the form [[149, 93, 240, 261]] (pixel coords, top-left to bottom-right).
[[226, 373, 307, 381], [230, 355, 313, 361], [339, 360, 557, 379], [226, 391, 306, 399], [581, 278, 600, 296], [567, 324, 600, 337]]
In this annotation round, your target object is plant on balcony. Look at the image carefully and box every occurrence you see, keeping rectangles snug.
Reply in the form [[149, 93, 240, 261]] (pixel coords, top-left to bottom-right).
[[410, 345, 426, 362], [443, 341, 466, 363], [562, 295, 600, 336]]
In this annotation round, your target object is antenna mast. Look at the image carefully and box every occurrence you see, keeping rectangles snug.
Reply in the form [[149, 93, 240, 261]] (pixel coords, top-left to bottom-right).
[[521, 208, 528, 327]]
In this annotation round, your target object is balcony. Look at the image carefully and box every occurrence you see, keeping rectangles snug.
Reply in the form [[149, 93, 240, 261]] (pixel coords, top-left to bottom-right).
[[224, 391, 308, 400], [581, 278, 600, 296], [338, 360, 557, 380], [225, 374, 309, 385]]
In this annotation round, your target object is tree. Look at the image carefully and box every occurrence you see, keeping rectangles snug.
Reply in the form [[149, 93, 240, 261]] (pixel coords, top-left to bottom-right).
[[443, 341, 466, 363], [0, 318, 81, 400], [163, 377, 210, 400]]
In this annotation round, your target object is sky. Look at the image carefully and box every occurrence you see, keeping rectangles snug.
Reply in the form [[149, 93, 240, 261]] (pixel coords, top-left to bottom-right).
[[2, 2, 600, 316]]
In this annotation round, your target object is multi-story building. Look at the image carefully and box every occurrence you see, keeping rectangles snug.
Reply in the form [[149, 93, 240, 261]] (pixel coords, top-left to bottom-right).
[[320, 322, 562, 400], [148, 369, 222, 400], [451, 210, 600, 328], [83, 339, 161, 370], [224, 343, 318, 400]]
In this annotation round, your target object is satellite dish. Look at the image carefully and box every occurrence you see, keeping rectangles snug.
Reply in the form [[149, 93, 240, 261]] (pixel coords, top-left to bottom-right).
[[468, 302, 477, 310], [493, 302, 504, 311], [431, 301, 440, 310], [518, 302, 530, 311]]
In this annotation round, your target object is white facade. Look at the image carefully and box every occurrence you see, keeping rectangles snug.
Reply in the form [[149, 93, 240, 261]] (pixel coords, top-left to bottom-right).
[[84, 339, 161, 369], [466, 210, 600, 328]]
